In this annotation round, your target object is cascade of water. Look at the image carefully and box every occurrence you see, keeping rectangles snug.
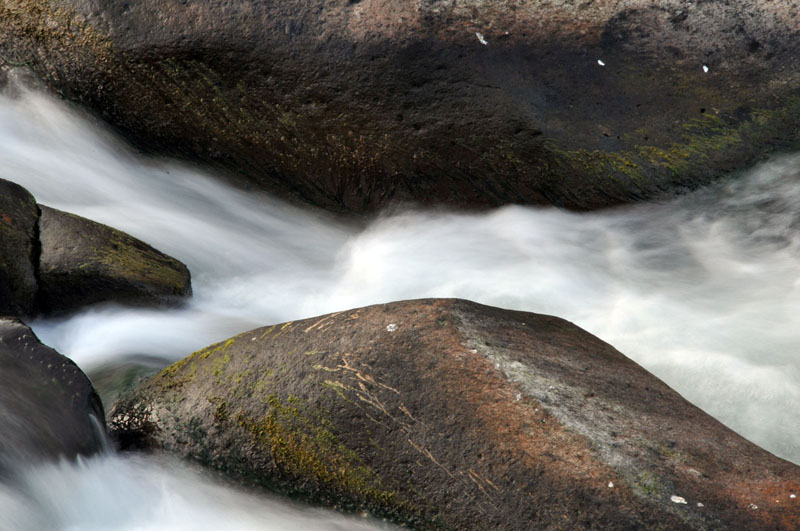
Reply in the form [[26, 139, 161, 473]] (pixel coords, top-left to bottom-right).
[[1, 88, 800, 527]]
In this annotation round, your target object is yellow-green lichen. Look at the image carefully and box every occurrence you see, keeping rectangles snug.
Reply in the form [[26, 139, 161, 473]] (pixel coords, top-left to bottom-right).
[[549, 94, 800, 189], [631, 470, 671, 500], [157, 355, 197, 390], [235, 394, 416, 517], [95, 235, 187, 293], [157, 335, 243, 389], [0, 0, 113, 70]]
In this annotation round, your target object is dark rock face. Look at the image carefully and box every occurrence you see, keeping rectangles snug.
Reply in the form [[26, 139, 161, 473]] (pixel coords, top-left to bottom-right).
[[110, 299, 800, 529], [0, 318, 105, 473], [0, 180, 39, 316], [0, 178, 193, 316], [37, 205, 192, 314], [3, 2, 800, 211]]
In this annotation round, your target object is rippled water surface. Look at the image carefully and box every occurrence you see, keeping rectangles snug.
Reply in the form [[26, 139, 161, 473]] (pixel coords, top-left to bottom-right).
[[2, 89, 800, 527]]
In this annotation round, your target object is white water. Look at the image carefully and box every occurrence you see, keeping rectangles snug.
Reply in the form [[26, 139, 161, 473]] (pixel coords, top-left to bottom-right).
[[2, 89, 800, 526], [0, 454, 389, 531]]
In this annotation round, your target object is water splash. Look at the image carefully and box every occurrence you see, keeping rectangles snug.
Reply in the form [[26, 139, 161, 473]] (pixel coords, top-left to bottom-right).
[[0, 454, 392, 531], [2, 89, 800, 469]]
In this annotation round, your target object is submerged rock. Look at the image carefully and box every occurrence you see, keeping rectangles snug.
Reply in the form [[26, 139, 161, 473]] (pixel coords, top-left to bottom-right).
[[110, 299, 800, 529], [0, 318, 105, 473], [2, 1, 800, 211], [0, 180, 39, 316], [37, 205, 192, 314]]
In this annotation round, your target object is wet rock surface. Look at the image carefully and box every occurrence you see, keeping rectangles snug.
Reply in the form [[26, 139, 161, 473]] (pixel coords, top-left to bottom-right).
[[3, 1, 800, 211], [37, 205, 192, 314], [0, 178, 193, 317], [0, 318, 105, 473], [110, 298, 800, 529], [0, 179, 39, 316]]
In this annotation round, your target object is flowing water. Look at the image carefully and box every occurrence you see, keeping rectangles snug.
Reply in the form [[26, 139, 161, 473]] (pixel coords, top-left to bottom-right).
[[0, 454, 390, 531], [2, 88, 800, 528]]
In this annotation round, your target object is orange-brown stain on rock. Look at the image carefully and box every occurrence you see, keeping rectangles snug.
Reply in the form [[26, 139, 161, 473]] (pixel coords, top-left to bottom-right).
[[720, 478, 800, 528], [111, 298, 800, 529], [411, 301, 639, 513]]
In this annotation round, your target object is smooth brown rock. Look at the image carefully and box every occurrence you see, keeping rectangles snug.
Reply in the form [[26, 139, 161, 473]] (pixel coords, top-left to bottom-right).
[[110, 299, 800, 529], [37, 205, 192, 314], [0, 317, 105, 473], [2, 1, 800, 211]]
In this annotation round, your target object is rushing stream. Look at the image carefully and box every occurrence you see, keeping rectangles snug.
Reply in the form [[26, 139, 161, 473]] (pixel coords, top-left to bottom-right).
[[2, 88, 800, 528]]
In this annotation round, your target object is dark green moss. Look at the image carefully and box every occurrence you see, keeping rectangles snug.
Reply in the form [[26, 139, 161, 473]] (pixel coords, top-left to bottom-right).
[[234, 394, 421, 522], [549, 93, 800, 193]]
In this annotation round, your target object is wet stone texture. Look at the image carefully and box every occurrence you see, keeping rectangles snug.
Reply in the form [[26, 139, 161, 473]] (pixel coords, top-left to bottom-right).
[[0, 318, 105, 474], [111, 298, 800, 529], [37, 205, 192, 314], [0, 179, 39, 316], [2, 1, 800, 211]]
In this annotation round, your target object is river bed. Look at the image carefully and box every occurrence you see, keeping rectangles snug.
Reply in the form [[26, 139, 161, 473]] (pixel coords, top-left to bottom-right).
[[2, 88, 799, 528]]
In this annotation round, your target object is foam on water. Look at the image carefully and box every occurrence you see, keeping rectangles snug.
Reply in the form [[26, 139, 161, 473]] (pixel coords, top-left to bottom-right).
[[2, 88, 800, 527]]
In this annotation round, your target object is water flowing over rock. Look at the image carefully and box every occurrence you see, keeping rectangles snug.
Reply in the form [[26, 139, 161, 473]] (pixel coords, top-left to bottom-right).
[[110, 299, 800, 529], [0, 318, 105, 473], [37, 205, 192, 314], [2, 1, 800, 211], [0, 179, 39, 316]]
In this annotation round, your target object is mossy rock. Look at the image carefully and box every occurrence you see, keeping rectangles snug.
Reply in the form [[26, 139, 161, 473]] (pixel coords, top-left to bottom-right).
[[111, 299, 800, 529], [2, 1, 800, 211], [0, 178, 39, 316], [37, 205, 191, 314]]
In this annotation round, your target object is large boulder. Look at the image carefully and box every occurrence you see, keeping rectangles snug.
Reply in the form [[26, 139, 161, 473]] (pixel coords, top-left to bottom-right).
[[0, 318, 105, 473], [110, 299, 800, 529], [37, 205, 192, 314], [2, 2, 800, 211], [0, 179, 38, 316]]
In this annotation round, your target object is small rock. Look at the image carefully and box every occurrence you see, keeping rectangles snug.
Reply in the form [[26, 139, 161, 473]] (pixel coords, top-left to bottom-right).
[[749, 504, 758, 510], [608, 481, 614, 488], [0, 318, 105, 473], [37, 205, 192, 313], [671, 495, 688, 504]]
